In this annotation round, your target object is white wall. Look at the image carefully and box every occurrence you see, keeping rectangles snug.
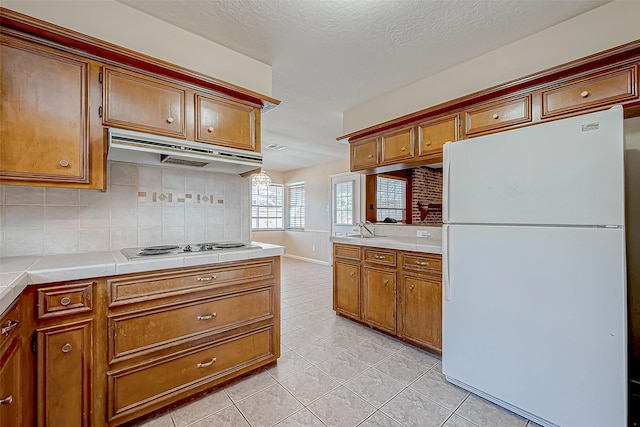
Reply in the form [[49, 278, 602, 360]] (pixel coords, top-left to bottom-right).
[[343, 0, 640, 134], [2, 0, 272, 96]]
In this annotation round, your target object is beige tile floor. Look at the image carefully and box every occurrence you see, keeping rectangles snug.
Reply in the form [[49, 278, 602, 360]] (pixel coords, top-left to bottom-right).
[[139, 257, 542, 427]]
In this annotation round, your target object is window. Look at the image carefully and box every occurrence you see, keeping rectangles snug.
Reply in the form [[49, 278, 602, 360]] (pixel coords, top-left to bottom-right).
[[376, 175, 406, 222], [334, 180, 354, 225], [287, 183, 305, 230], [251, 183, 283, 230]]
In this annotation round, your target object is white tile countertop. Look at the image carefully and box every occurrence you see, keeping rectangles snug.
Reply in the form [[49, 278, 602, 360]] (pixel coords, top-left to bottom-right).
[[330, 235, 442, 254], [0, 242, 284, 315]]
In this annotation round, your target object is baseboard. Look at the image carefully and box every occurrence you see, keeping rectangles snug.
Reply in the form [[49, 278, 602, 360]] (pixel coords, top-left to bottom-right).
[[283, 254, 331, 266]]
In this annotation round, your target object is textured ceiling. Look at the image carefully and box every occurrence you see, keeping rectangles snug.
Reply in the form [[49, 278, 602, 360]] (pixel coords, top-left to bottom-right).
[[119, 0, 608, 172]]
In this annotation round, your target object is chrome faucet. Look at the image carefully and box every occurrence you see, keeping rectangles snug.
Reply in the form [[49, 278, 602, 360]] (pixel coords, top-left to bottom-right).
[[357, 221, 375, 238]]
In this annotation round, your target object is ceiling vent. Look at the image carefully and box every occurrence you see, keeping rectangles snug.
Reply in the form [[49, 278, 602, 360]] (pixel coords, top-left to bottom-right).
[[265, 144, 287, 151]]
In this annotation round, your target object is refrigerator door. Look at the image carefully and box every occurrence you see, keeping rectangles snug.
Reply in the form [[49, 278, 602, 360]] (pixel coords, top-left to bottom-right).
[[444, 106, 624, 226], [442, 224, 626, 427]]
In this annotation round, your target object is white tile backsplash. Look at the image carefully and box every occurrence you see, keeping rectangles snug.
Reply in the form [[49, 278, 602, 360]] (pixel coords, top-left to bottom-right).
[[0, 161, 251, 256]]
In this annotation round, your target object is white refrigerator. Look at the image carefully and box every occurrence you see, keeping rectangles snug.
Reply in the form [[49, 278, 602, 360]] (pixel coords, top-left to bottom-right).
[[442, 106, 627, 427]]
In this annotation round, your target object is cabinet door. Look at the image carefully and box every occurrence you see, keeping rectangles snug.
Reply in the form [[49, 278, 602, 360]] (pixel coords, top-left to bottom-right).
[[37, 320, 92, 427], [401, 275, 441, 351], [0, 35, 92, 184], [351, 136, 378, 171], [333, 261, 361, 320], [0, 338, 25, 427], [464, 95, 532, 137], [418, 114, 459, 161], [363, 267, 396, 334], [380, 127, 414, 164], [195, 93, 259, 151], [103, 66, 186, 138]]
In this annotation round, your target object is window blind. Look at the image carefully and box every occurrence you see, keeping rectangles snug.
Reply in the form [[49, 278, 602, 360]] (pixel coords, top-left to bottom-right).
[[287, 183, 305, 230]]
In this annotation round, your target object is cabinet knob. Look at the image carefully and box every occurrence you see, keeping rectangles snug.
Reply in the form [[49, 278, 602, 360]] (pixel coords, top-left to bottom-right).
[[383, 279, 389, 285], [367, 154, 373, 159], [425, 140, 432, 146], [401, 146, 406, 151], [0, 395, 13, 405], [166, 117, 174, 124], [60, 297, 71, 306], [59, 160, 70, 167], [61, 343, 72, 353], [197, 313, 217, 321], [581, 90, 589, 98], [492, 114, 499, 119], [409, 285, 415, 290], [196, 357, 217, 368], [207, 126, 214, 133], [349, 272, 355, 277]]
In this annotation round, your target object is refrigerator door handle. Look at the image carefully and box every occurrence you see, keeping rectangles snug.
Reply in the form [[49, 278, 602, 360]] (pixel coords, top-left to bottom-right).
[[443, 142, 451, 223], [443, 223, 451, 301]]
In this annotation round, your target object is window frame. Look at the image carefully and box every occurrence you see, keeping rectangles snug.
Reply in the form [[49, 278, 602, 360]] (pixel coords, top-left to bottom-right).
[[375, 174, 407, 223], [251, 182, 284, 231], [286, 182, 305, 230]]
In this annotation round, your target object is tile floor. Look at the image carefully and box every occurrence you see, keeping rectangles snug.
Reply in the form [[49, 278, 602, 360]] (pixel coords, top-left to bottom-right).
[[139, 257, 542, 427]]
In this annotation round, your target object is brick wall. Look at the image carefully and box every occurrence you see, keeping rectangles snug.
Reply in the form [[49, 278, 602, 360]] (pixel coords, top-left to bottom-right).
[[411, 167, 443, 225]]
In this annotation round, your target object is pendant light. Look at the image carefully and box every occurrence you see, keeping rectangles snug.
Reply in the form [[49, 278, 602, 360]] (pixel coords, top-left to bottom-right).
[[252, 170, 271, 186]]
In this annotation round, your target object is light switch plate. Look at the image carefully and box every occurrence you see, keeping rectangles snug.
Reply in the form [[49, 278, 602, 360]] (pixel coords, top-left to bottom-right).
[[417, 230, 431, 238]]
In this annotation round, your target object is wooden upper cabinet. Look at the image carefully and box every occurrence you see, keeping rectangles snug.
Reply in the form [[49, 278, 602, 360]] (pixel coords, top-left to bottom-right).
[[195, 93, 259, 151], [351, 136, 379, 171], [417, 114, 460, 161], [103, 66, 187, 138], [0, 34, 105, 189], [380, 126, 414, 164], [464, 95, 532, 137], [541, 65, 638, 119]]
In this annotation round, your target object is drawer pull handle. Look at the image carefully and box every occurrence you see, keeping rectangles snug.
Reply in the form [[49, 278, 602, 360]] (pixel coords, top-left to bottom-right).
[[1, 320, 18, 336], [197, 276, 217, 281], [197, 313, 217, 320], [409, 285, 415, 290], [416, 261, 429, 266], [383, 279, 389, 285], [492, 114, 499, 119], [62, 343, 72, 353], [197, 357, 217, 368], [166, 117, 174, 124], [0, 395, 13, 405], [207, 126, 214, 132], [59, 160, 70, 167], [60, 297, 72, 306], [581, 90, 589, 98], [374, 255, 386, 260]]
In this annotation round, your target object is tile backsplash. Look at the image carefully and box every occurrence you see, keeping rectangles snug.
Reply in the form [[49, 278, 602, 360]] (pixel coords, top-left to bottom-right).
[[0, 162, 251, 257]]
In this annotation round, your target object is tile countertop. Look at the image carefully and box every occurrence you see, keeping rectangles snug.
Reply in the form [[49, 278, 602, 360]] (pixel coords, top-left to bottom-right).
[[0, 242, 285, 315], [330, 235, 442, 254]]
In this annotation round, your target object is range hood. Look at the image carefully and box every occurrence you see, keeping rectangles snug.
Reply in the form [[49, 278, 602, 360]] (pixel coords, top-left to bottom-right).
[[107, 128, 262, 174]]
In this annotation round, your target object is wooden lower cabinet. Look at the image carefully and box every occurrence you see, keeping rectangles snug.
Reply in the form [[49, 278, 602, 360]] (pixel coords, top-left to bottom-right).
[[333, 243, 442, 355], [36, 320, 92, 427], [333, 261, 361, 320], [362, 267, 396, 334]]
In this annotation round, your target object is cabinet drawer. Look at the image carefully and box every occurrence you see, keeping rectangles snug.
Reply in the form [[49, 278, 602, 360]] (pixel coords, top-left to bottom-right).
[[464, 95, 532, 136], [402, 253, 442, 273], [109, 260, 274, 306], [108, 327, 274, 420], [351, 136, 378, 170], [334, 244, 361, 261], [109, 287, 274, 361], [37, 282, 93, 319], [380, 127, 414, 164], [418, 114, 459, 160], [364, 248, 396, 267], [195, 93, 258, 151], [541, 65, 638, 118], [0, 302, 20, 351]]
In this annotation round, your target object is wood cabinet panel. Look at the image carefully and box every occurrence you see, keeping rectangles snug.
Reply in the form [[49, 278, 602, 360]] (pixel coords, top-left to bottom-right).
[[0, 337, 25, 427], [464, 95, 532, 136], [333, 261, 361, 320], [334, 244, 361, 261], [363, 267, 396, 334], [103, 66, 187, 138], [351, 136, 379, 170], [380, 127, 414, 164], [37, 319, 92, 427], [195, 93, 258, 151], [363, 248, 397, 267], [37, 282, 93, 319], [109, 287, 273, 361], [418, 114, 459, 160], [0, 34, 93, 185], [402, 253, 442, 274], [401, 275, 441, 351], [541, 65, 638, 119], [107, 327, 273, 421]]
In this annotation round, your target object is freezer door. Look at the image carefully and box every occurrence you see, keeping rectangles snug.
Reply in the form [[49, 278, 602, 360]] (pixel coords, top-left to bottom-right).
[[442, 224, 626, 427], [444, 107, 624, 226]]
